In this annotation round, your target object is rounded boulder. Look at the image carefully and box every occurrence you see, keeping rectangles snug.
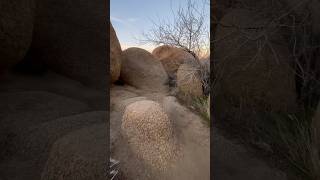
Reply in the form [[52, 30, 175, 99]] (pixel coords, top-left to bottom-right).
[[121, 48, 168, 92], [152, 45, 195, 78], [121, 100, 178, 171], [41, 124, 106, 180]]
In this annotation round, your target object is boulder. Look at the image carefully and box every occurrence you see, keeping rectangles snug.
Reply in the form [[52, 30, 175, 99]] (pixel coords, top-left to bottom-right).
[[121, 100, 178, 171], [41, 124, 106, 180], [0, 91, 89, 159], [0, 0, 35, 72], [152, 45, 195, 78], [110, 23, 122, 83], [18, 111, 106, 159], [177, 63, 203, 97], [121, 47, 168, 92], [26, 0, 107, 90], [213, 9, 296, 120]]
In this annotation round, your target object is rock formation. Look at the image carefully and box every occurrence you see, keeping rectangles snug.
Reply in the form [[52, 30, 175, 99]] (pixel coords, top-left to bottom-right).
[[121, 100, 178, 171], [110, 23, 122, 83], [41, 124, 106, 180], [28, 0, 108, 89], [0, 0, 35, 72], [152, 45, 195, 79], [121, 47, 168, 92], [213, 8, 296, 121]]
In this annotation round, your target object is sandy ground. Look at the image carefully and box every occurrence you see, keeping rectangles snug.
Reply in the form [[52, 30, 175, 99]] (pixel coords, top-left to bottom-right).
[[110, 85, 288, 180], [0, 71, 288, 180], [110, 85, 208, 180]]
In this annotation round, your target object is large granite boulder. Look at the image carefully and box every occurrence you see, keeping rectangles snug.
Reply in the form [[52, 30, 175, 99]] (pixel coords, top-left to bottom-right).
[[152, 45, 195, 79], [121, 100, 178, 171], [121, 47, 168, 92], [41, 124, 106, 180], [27, 0, 107, 89]]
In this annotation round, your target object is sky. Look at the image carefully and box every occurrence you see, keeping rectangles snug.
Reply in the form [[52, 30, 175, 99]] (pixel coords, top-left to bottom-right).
[[110, 0, 210, 52]]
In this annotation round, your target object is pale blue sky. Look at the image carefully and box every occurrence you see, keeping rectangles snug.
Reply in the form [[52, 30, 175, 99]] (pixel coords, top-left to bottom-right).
[[110, 0, 209, 51]]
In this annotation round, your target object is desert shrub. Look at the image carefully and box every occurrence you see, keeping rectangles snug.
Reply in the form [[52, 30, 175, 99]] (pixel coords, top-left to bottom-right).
[[176, 89, 210, 126], [213, 1, 320, 178], [255, 110, 320, 180], [192, 96, 210, 125]]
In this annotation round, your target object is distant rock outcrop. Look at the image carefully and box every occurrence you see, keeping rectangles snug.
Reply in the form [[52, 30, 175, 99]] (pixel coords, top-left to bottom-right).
[[121, 47, 168, 92], [152, 45, 195, 79], [177, 63, 203, 97], [0, 0, 35, 72], [121, 100, 178, 171], [213, 9, 296, 120], [110, 23, 122, 83]]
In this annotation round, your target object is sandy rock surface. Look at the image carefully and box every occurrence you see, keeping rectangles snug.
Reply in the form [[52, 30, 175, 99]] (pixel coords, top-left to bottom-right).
[[121, 100, 179, 171], [41, 123, 106, 180]]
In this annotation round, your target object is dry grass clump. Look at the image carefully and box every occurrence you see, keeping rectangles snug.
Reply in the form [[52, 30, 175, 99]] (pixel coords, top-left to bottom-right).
[[256, 111, 320, 180], [177, 63, 203, 97]]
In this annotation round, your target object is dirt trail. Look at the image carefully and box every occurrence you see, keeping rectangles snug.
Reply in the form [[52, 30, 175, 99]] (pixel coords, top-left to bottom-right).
[[0, 71, 288, 180], [110, 85, 288, 180], [110, 85, 210, 180]]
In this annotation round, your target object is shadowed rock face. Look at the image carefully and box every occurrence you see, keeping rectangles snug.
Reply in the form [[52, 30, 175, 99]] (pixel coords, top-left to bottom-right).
[[214, 9, 296, 121], [41, 124, 106, 180], [110, 23, 122, 83], [0, 1, 108, 179], [0, 0, 35, 72], [212, 130, 287, 180], [26, 0, 107, 90]]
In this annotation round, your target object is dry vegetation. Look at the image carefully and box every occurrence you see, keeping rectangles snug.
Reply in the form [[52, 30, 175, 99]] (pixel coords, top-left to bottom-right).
[[142, 0, 211, 124], [213, 0, 320, 179]]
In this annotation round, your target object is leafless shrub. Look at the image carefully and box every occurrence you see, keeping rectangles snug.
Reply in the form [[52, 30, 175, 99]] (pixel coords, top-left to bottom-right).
[[141, 0, 210, 96], [142, 0, 209, 59], [213, 0, 320, 108]]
